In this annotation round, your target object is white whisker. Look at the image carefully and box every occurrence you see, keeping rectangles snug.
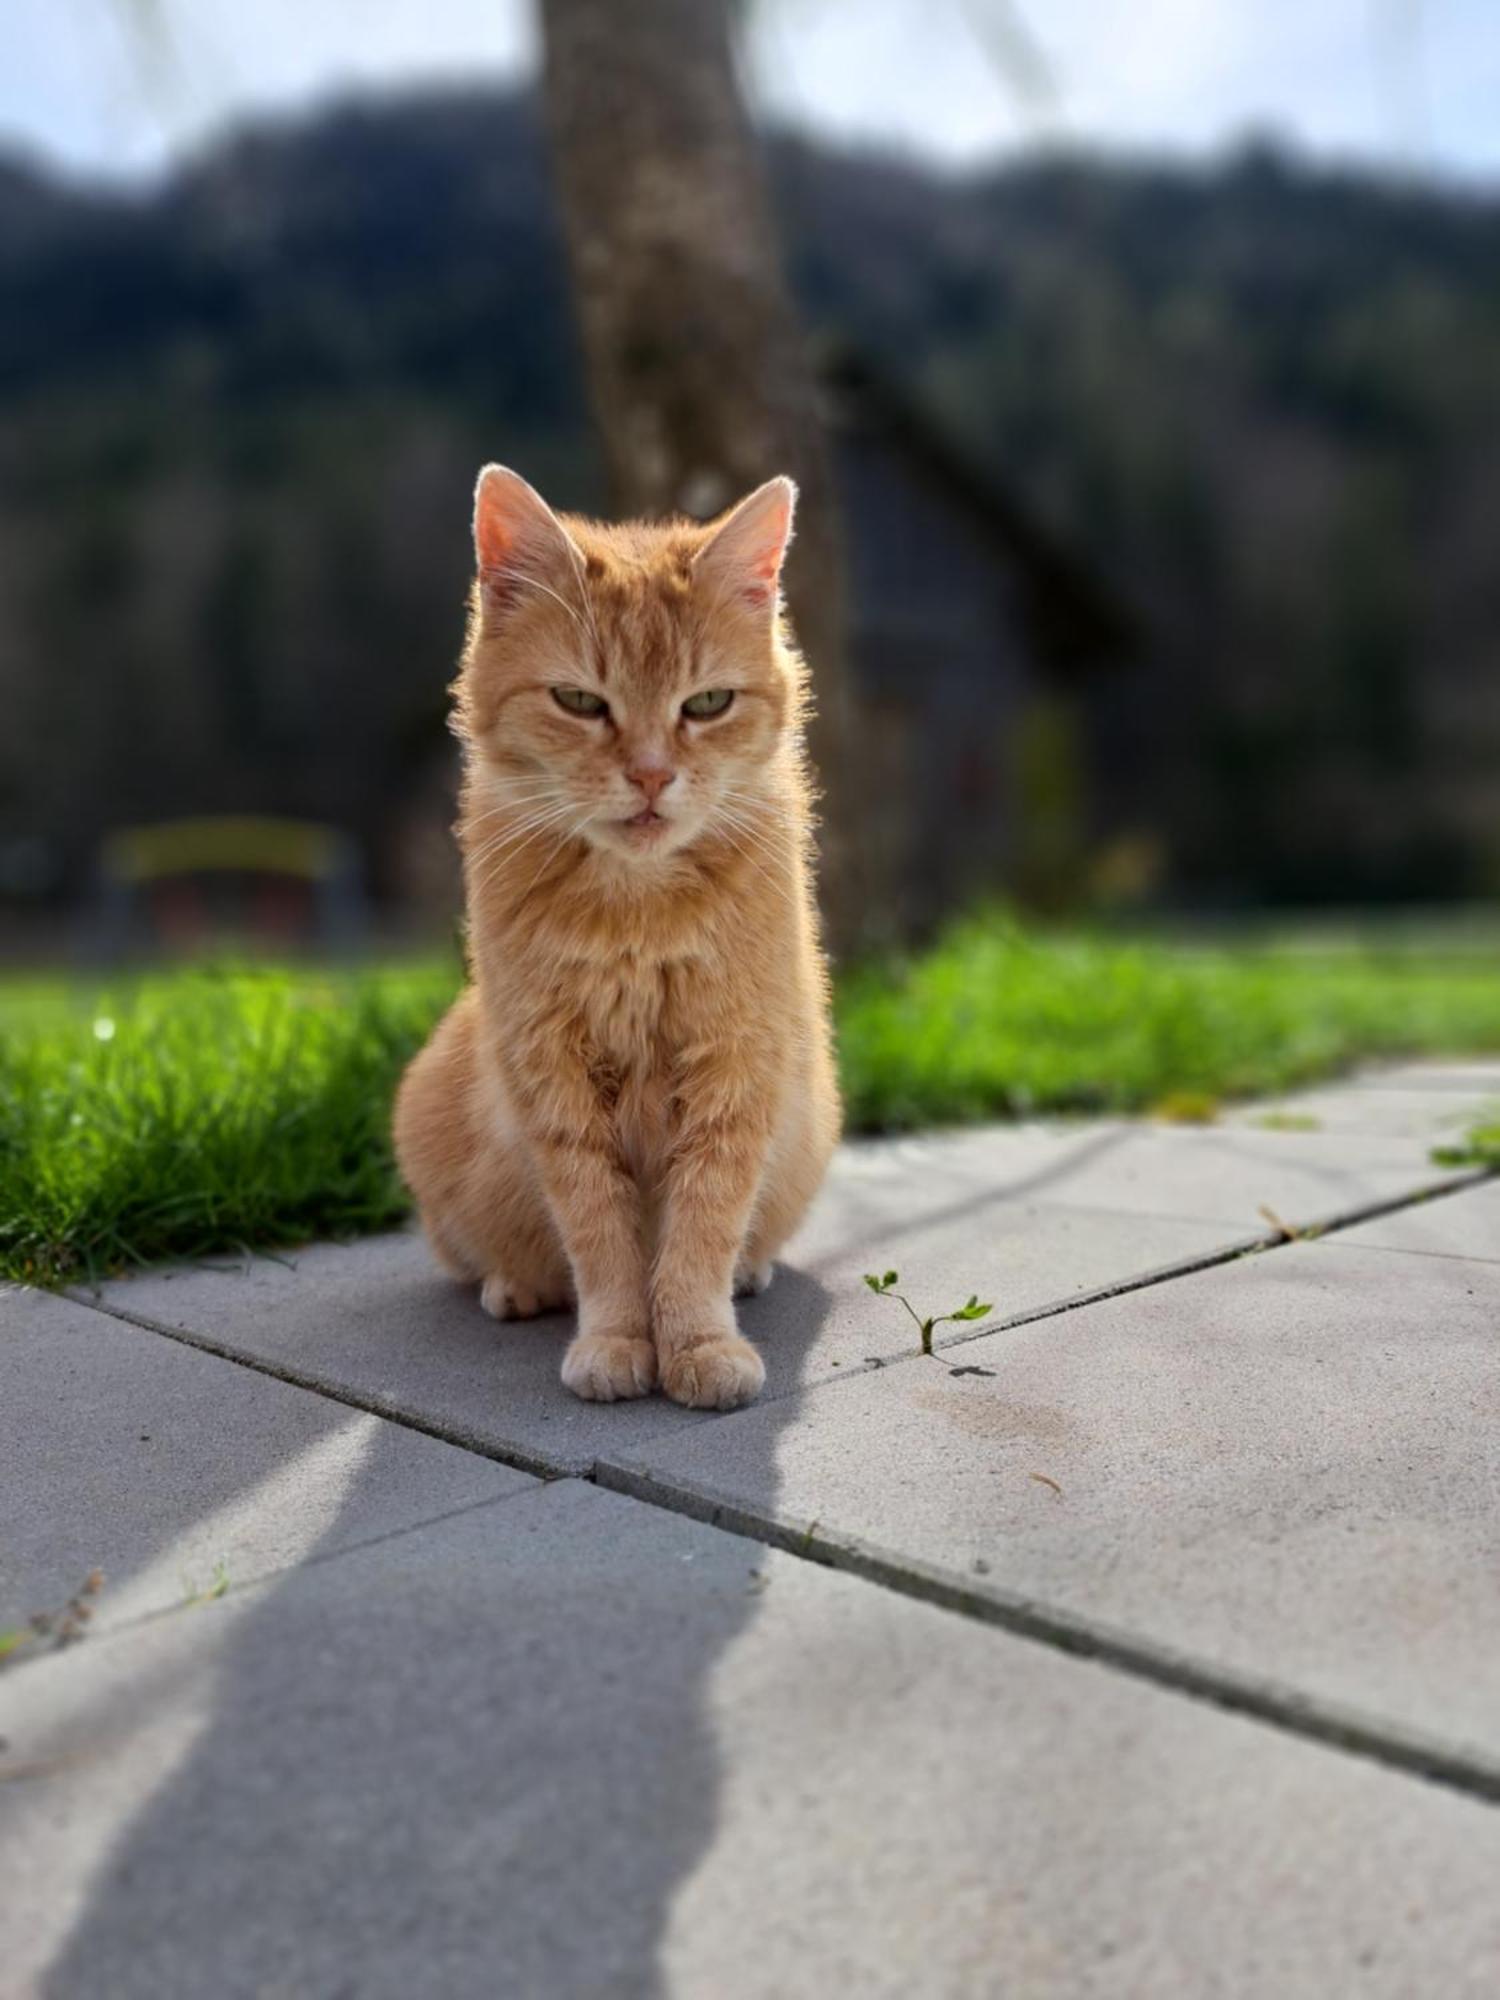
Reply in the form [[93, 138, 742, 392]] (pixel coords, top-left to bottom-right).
[[466, 799, 563, 847], [710, 799, 792, 885], [711, 819, 784, 897], [515, 808, 601, 905], [468, 802, 581, 894], [465, 803, 572, 870], [473, 801, 577, 856], [477, 784, 562, 805], [714, 801, 790, 863], [720, 785, 794, 826], [469, 788, 566, 821]]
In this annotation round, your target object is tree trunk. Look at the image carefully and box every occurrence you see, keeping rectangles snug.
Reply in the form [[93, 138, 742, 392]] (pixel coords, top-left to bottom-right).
[[537, 0, 870, 954]]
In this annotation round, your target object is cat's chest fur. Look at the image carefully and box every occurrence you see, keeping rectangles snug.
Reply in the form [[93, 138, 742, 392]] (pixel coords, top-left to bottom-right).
[[578, 956, 692, 1182], [582, 957, 672, 1060]]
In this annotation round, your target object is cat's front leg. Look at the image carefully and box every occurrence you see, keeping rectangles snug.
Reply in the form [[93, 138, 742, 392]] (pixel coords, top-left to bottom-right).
[[547, 1125, 657, 1402], [651, 1070, 775, 1412], [506, 1051, 655, 1402]]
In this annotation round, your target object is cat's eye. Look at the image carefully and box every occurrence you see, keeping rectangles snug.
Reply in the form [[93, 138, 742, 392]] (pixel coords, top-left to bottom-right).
[[682, 688, 735, 720], [551, 686, 609, 719]]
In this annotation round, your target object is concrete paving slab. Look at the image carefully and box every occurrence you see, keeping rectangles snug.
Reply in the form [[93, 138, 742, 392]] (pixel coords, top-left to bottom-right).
[[787, 1193, 1246, 1356], [881, 1120, 1470, 1231], [81, 1230, 708, 1476], [83, 1094, 1456, 1470], [603, 1240, 1500, 1770], [1333, 1178, 1500, 1264], [789, 1121, 1239, 1280], [1223, 1083, 1489, 1141], [80, 1203, 1244, 1472], [5, 1479, 1499, 1999], [1341, 1061, 1500, 1094], [1, 1284, 532, 1631]]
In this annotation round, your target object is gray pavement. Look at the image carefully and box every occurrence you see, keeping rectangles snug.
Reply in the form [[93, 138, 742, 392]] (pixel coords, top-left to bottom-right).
[[2, 1286, 532, 1631], [605, 1235, 1500, 1773], [1338, 1176, 1500, 1263], [5, 1061, 1499, 1996], [71, 1109, 1473, 1474], [7, 1484, 1500, 2000], [75, 1195, 1243, 1472]]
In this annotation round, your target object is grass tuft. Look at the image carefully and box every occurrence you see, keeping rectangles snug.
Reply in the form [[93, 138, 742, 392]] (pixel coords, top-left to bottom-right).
[[1433, 1114, 1500, 1170], [0, 960, 455, 1286]]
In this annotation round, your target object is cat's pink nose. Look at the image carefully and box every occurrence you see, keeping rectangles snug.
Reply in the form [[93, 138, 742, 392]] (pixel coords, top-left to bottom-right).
[[626, 763, 676, 804]]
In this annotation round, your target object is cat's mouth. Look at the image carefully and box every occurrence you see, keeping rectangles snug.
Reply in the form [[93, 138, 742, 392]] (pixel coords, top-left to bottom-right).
[[617, 806, 672, 843]]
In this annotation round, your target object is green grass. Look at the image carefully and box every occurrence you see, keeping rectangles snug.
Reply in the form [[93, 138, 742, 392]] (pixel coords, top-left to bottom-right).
[[0, 960, 456, 1286], [837, 911, 1500, 1129], [3, 910, 1498, 1286]]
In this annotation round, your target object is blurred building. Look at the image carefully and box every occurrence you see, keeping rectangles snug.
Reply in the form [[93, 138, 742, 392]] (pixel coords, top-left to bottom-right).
[[825, 351, 1134, 929]]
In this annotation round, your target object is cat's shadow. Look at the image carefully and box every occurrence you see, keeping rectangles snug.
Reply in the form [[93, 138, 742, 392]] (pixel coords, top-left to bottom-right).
[[44, 1260, 833, 1998]]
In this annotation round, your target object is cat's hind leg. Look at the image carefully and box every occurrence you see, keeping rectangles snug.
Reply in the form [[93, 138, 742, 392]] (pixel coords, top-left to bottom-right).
[[736, 1043, 840, 1287], [732, 1259, 774, 1298], [479, 1270, 574, 1321], [395, 990, 572, 1315]]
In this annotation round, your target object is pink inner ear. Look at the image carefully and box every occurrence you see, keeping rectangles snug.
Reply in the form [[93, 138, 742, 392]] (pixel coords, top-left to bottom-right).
[[745, 532, 787, 605], [730, 491, 793, 607], [475, 484, 528, 581], [474, 469, 570, 612]]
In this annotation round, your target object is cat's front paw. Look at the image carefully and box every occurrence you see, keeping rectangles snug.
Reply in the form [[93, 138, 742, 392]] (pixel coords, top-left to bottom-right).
[[561, 1332, 657, 1402], [660, 1336, 766, 1412]]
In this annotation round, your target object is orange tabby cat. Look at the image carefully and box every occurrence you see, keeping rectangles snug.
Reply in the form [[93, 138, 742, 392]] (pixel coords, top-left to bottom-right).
[[394, 467, 839, 1410]]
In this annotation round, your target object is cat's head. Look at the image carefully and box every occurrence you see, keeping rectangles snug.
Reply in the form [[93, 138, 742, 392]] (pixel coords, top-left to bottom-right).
[[460, 467, 802, 863]]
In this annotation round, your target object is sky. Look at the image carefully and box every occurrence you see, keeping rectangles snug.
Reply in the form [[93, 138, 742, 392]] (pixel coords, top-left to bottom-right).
[[8, 0, 1499, 188]]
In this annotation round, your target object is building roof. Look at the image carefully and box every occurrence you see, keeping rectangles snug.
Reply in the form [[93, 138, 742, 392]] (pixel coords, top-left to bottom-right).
[[821, 347, 1141, 676]]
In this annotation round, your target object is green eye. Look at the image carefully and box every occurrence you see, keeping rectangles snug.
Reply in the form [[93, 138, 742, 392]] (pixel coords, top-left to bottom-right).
[[551, 686, 609, 718], [682, 688, 734, 720]]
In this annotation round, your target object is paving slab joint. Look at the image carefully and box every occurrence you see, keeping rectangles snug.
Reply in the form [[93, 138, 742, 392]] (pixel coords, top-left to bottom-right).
[[594, 1460, 1500, 1812], [60, 1290, 578, 1483], [889, 1166, 1495, 1370]]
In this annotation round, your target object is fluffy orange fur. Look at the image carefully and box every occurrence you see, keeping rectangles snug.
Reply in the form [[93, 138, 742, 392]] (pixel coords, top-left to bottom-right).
[[393, 467, 839, 1409]]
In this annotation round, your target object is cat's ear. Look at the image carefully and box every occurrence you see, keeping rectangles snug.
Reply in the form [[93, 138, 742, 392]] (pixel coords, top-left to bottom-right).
[[473, 465, 580, 611], [695, 476, 797, 612]]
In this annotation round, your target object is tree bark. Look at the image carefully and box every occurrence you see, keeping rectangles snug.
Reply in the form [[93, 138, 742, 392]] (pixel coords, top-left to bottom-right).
[[537, 0, 869, 953]]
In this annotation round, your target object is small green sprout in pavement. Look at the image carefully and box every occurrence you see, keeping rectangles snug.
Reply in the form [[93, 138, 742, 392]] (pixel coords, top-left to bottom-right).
[[1433, 1113, 1500, 1170], [180, 1559, 232, 1609], [864, 1271, 993, 1357]]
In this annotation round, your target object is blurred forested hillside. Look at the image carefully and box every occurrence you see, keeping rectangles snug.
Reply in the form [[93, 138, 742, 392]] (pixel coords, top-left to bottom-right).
[[2, 88, 1498, 911]]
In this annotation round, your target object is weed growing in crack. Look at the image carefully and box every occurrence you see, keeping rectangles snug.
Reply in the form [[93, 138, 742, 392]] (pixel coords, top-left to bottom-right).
[[863, 1270, 994, 1358]]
